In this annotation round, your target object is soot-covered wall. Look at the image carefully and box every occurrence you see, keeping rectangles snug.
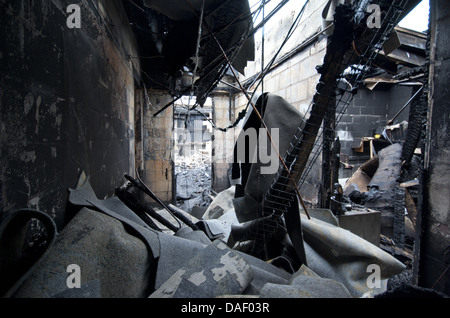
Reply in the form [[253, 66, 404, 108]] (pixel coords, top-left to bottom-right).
[[418, 0, 450, 295], [0, 0, 140, 229]]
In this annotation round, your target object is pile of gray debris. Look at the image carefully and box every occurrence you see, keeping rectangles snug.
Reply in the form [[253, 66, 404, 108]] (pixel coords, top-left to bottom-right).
[[0, 170, 411, 298], [175, 155, 215, 216]]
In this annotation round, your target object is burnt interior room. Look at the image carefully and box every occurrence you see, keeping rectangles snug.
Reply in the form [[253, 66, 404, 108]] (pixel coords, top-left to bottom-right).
[[0, 0, 449, 300]]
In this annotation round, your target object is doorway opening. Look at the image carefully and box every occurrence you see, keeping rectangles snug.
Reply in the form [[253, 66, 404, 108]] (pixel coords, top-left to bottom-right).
[[173, 96, 214, 214]]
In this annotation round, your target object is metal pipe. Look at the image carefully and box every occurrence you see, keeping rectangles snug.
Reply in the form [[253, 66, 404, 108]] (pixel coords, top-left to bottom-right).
[[387, 85, 424, 125]]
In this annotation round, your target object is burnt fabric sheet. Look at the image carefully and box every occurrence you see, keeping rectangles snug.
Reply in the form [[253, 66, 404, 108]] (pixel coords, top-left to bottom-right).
[[232, 93, 305, 222]]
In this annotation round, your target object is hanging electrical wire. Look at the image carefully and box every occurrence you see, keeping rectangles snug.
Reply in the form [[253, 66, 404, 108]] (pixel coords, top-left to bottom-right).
[[217, 0, 309, 130]]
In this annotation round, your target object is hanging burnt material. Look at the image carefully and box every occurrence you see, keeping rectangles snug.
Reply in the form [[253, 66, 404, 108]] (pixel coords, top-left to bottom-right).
[[400, 84, 427, 183], [192, 0, 255, 107], [319, 98, 338, 210]]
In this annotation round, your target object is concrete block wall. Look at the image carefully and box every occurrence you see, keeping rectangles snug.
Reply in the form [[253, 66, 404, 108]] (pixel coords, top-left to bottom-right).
[[0, 0, 140, 229], [337, 88, 388, 160], [143, 91, 175, 203], [241, 0, 329, 113], [257, 39, 328, 114], [245, 0, 328, 78], [337, 85, 414, 177]]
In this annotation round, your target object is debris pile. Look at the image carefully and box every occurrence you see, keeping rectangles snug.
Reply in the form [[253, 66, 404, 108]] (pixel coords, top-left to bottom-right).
[[175, 150, 215, 215]]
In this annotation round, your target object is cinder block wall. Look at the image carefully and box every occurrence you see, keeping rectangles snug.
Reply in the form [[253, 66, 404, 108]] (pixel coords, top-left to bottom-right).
[[241, 0, 328, 113], [254, 39, 328, 114], [336, 88, 388, 167], [336, 86, 414, 178]]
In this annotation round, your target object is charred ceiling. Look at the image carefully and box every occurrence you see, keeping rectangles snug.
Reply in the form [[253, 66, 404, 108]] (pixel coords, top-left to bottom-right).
[[122, 0, 255, 107]]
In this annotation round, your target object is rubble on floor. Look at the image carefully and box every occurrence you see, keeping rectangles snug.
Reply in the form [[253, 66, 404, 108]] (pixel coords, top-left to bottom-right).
[[175, 152, 215, 214], [342, 143, 416, 267], [0, 104, 424, 299]]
